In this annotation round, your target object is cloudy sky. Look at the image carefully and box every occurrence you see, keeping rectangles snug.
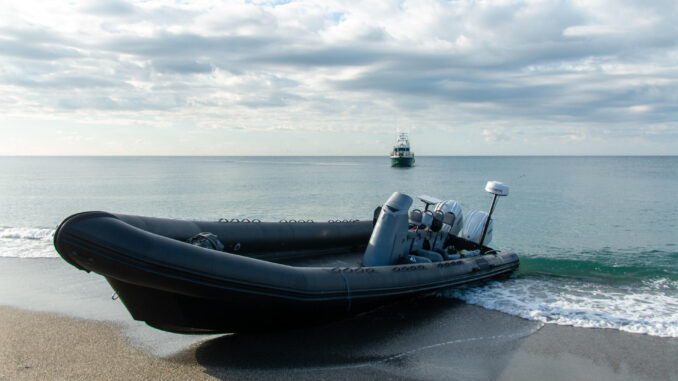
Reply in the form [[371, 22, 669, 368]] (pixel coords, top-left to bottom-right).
[[1, 0, 677, 155]]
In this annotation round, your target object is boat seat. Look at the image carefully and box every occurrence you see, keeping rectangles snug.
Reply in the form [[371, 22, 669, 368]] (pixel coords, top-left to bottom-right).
[[421, 210, 434, 228], [430, 210, 444, 232], [408, 209, 422, 225]]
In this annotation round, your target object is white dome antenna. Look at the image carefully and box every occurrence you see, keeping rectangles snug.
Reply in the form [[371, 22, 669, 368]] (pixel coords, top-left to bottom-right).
[[479, 181, 509, 247]]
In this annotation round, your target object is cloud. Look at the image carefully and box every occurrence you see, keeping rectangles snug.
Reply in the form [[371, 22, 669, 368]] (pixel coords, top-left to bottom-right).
[[80, 0, 137, 16], [482, 128, 511, 143], [4, 74, 120, 89], [104, 32, 275, 57], [563, 25, 620, 37], [0, 36, 82, 60], [1, 0, 677, 154], [151, 59, 214, 74]]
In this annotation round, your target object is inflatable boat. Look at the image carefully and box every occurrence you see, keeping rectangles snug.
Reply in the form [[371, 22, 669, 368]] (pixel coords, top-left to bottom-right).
[[54, 187, 518, 334]]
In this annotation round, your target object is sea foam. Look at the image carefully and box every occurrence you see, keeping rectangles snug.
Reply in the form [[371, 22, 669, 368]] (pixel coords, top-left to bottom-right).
[[446, 276, 678, 338], [0, 227, 57, 258]]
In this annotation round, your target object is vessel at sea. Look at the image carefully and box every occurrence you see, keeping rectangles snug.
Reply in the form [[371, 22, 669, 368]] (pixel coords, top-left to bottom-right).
[[53, 184, 515, 334], [390, 132, 415, 167]]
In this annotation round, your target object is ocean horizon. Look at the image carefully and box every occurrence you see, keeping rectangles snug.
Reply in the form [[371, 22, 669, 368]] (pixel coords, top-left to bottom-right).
[[2, 154, 676, 157]]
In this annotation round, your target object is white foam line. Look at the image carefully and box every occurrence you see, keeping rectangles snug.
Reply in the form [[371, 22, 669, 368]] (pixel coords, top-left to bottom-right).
[[296, 323, 544, 372], [0, 227, 58, 258], [449, 278, 678, 338]]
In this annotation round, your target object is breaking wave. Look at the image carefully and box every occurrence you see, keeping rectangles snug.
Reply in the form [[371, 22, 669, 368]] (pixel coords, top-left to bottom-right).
[[0, 227, 57, 258]]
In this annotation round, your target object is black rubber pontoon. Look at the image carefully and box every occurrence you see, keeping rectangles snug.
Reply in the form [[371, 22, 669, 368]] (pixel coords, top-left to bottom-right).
[[54, 203, 519, 334]]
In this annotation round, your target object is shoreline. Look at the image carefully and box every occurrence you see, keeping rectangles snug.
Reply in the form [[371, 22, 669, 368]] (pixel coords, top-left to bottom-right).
[[2, 258, 678, 380], [2, 303, 678, 381]]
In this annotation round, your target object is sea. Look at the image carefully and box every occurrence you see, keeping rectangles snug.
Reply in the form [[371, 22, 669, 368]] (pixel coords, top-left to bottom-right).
[[1, 156, 677, 338]]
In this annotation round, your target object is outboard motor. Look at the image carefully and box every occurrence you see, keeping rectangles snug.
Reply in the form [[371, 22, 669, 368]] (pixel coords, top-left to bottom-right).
[[363, 192, 413, 266], [460, 210, 492, 245]]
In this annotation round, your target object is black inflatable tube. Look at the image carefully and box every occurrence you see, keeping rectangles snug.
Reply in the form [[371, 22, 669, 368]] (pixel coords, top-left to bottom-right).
[[54, 211, 519, 333]]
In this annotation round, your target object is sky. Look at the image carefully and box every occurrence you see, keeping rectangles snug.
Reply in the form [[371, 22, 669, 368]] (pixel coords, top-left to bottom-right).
[[1, 0, 677, 156]]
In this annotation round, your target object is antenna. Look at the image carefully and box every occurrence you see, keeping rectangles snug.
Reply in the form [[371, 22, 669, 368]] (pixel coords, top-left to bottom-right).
[[478, 181, 509, 248]]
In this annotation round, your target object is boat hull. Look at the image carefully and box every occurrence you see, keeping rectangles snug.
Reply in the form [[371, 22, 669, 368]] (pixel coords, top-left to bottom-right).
[[391, 156, 415, 167], [54, 211, 518, 333]]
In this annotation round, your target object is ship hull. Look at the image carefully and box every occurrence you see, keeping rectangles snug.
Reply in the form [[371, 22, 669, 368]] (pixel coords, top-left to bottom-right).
[[390, 156, 415, 167]]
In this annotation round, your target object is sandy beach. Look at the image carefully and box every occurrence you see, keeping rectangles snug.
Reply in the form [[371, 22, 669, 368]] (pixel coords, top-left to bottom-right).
[[3, 302, 678, 380], [2, 258, 678, 380], [0, 307, 210, 381]]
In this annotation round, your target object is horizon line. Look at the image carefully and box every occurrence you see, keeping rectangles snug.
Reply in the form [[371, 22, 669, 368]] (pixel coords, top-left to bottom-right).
[[1, 154, 676, 158]]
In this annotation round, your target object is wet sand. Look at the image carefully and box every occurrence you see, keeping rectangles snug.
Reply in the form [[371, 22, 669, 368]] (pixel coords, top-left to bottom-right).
[[2, 258, 678, 380], [3, 303, 678, 380]]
